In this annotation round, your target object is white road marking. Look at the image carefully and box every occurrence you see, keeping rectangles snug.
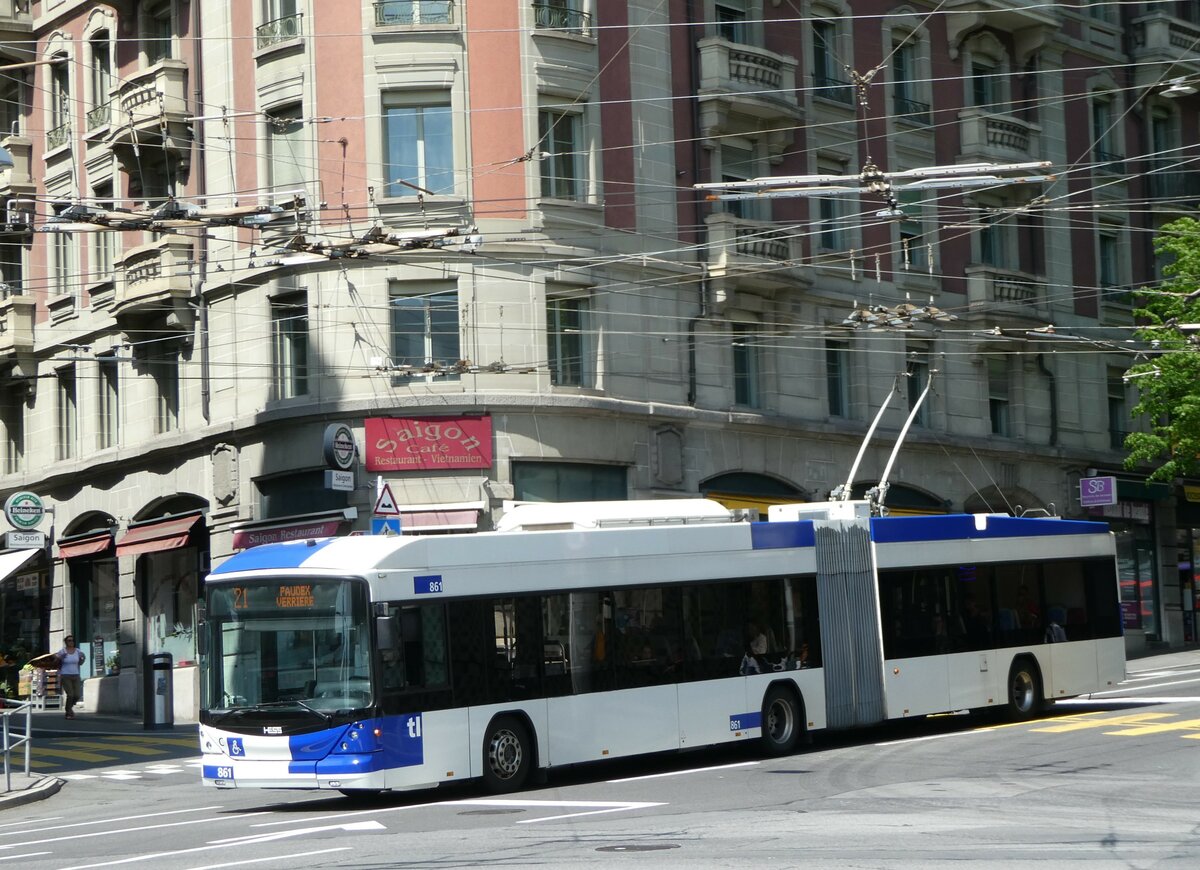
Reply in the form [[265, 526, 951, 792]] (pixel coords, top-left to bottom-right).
[[73, 822, 385, 868], [0, 814, 268, 851], [0, 806, 227, 841], [102, 773, 143, 781], [0, 817, 60, 829], [1065, 695, 1200, 704], [0, 852, 52, 862], [607, 760, 760, 783], [451, 798, 666, 825], [185, 848, 353, 870]]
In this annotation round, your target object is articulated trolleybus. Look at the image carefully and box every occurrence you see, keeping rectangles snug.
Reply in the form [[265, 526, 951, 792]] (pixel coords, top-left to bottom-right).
[[198, 498, 1124, 794]]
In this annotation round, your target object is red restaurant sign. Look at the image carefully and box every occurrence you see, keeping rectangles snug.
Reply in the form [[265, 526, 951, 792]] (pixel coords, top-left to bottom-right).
[[365, 416, 493, 471], [231, 519, 344, 550]]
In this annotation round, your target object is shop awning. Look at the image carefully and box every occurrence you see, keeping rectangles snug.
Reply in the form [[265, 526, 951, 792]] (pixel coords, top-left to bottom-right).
[[231, 508, 357, 550], [401, 509, 479, 531], [0, 548, 40, 585], [116, 512, 203, 558], [57, 530, 114, 560]]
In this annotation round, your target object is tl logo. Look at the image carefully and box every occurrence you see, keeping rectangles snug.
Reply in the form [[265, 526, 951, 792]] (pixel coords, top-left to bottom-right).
[[406, 715, 423, 739]]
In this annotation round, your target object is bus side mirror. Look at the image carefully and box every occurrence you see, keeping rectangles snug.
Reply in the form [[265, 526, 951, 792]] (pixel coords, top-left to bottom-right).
[[377, 614, 400, 653]]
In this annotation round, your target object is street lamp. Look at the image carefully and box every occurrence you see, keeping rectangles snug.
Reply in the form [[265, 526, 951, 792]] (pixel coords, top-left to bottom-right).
[[1162, 77, 1197, 99]]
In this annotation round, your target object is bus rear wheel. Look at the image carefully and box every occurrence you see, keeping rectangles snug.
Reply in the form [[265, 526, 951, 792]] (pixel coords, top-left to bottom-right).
[[483, 715, 533, 793], [1007, 659, 1042, 720], [760, 686, 802, 756]]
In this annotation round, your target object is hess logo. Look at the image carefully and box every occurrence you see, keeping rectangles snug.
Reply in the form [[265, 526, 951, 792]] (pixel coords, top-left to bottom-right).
[[263, 725, 282, 735]]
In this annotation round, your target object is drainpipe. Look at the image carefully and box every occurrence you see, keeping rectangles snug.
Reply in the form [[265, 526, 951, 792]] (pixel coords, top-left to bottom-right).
[[685, 0, 707, 407], [1037, 353, 1058, 446], [193, 0, 210, 422]]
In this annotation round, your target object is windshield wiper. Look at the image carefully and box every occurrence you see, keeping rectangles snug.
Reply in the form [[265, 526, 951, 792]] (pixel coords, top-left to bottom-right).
[[250, 699, 333, 723]]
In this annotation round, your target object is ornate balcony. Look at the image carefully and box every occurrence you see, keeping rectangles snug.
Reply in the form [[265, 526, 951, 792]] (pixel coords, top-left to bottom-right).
[[0, 292, 34, 360], [964, 264, 1047, 324], [374, 0, 454, 26], [86, 101, 111, 132], [1145, 157, 1200, 207], [257, 12, 304, 49], [0, 136, 33, 195], [1131, 11, 1200, 85], [114, 238, 195, 332], [958, 109, 1040, 163], [697, 38, 800, 156], [705, 212, 802, 294], [0, 0, 31, 49], [944, 1, 1057, 63], [106, 60, 191, 161]]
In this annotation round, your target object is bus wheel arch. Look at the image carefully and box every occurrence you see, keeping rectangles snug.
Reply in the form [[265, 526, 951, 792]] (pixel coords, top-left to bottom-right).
[[1007, 655, 1044, 720], [482, 712, 537, 793], [760, 682, 805, 756]]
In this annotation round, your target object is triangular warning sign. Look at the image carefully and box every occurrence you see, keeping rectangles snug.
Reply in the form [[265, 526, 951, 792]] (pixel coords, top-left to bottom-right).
[[373, 483, 401, 516]]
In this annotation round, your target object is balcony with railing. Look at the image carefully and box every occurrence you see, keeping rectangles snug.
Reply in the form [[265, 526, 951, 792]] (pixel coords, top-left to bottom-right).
[[106, 60, 189, 157], [1092, 148, 1126, 176], [45, 121, 71, 152], [0, 0, 31, 45], [257, 12, 304, 50], [1145, 158, 1200, 205], [374, 0, 455, 26], [86, 101, 111, 132], [114, 238, 194, 330], [894, 95, 932, 126], [964, 264, 1047, 323], [0, 291, 34, 360], [698, 38, 799, 147], [532, 2, 591, 37], [812, 74, 855, 107], [944, 1, 1058, 60], [0, 136, 32, 193], [1131, 10, 1200, 83], [958, 109, 1041, 163], [705, 212, 802, 292]]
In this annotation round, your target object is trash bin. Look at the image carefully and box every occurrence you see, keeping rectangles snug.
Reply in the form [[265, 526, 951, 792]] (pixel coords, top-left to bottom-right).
[[143, 652, 174, 730]]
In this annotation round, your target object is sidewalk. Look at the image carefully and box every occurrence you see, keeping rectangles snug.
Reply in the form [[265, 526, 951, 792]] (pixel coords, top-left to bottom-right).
[[1, 703, 198, 811]]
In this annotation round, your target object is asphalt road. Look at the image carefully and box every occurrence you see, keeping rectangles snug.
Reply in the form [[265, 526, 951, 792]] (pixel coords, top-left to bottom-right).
[[4, 654, 1200, 869]]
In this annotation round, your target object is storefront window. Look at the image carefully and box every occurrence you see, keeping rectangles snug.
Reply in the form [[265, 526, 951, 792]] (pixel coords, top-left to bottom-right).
[[1114, 523, 1157, 637], [512, 461, 627, 502], [143, 548, 199, 666], [0, 568, 48, 668], [72, 559, 120, 676]]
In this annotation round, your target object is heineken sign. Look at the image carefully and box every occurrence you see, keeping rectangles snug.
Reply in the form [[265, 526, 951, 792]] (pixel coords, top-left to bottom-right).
[[4, 491, 46, 530]]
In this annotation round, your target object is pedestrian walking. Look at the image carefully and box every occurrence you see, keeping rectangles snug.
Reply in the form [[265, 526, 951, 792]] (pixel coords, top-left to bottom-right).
[[55, 635, 86, 719]]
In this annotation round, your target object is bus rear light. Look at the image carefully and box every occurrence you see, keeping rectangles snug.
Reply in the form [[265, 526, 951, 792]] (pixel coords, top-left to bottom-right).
[[374, 728, 382, 737]]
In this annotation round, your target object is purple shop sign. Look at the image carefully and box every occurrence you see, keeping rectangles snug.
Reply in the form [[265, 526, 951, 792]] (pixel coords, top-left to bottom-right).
[[1080, 475, 1117, 507]]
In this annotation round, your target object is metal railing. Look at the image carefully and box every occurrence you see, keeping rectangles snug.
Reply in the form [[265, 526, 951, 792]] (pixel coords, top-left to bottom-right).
[[2, 699, 32, 792], [813, 74, 855, 105], [533, 2, 592, 36], [1093, 148, 1126, 174], [86, 101, 111, 131], [374, 0, 454, 26], [894, 95, 931, 125], [45, 121, 71, 151], [256, 12, 304, 49]]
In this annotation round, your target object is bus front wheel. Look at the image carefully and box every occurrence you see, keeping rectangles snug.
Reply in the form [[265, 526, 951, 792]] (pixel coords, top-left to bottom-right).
[[760, 685, 802, 756], [483, 715, 533, 793], [1007, 659, 1042, 720]]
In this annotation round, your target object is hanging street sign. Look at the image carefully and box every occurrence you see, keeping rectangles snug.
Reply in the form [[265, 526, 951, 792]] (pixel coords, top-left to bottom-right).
[[4, 491, 46, 530], [371, 517, 402, 536], [6, 530, 45, 549], [323, 423, 358, 471]]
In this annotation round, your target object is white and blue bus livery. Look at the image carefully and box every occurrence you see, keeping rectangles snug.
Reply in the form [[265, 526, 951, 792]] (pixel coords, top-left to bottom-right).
[[198, 499, 1124, 794]]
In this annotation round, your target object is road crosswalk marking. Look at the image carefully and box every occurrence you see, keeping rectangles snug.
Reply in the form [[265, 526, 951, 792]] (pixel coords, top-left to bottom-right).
[[57, 740, 170, 756], [1031, 712, 1174, 733], [1100, 718, 1200, 736]]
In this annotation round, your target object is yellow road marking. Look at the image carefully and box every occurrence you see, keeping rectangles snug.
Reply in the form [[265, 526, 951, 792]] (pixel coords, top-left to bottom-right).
[[1030, 712, 1175, 733], [29, 747, 116, 763], [1102, 718, 1200, 737], [105, 736, 198, 748], [56, 740, 167, 756]]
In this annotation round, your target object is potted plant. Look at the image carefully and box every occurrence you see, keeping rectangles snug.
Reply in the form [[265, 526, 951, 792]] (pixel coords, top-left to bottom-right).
[[106, 653, 121, 676]]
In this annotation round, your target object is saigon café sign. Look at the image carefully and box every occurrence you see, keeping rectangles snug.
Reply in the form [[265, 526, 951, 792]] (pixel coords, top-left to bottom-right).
[[365, 415, 493, 471]]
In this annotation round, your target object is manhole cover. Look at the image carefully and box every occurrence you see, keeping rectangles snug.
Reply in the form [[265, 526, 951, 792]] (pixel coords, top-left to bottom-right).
[[457, 808, 526, 816], [596, 844, 681, 853]]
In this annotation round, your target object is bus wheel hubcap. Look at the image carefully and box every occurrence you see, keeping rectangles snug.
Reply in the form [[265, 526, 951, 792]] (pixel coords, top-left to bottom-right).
[[489, 730, 521, 778], [768, 701, 792, 742]]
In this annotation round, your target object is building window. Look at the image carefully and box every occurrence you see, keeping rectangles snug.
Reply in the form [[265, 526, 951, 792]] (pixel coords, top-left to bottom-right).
[[1091, 95, 1123, 170], [970, 60, 997, 108], [390, 283, 461, 374], [547, 296, 590, 387], [1, 384, 24, 474], [891, 39, 929, 123], [91, 181, 115, 282], [720, 143, 761, 221], [0, 68, 28, 137], [1107, 368, 1126, 450], [812, 19, 851, 103], [988, 357, 1010, 436], [512, 461, 627, 502], [271, 292, 309, 399], [377, 1, 454, 26], [1085, 1, 1116, 23], [57, 365, 77, 461], [532, 0, 590, 35], [732, 322, 761, 408], [149, 346, 180, 434], [539, 109, 583, 201], [816, 159, 847, 251], [48, 55, 70, 146], [1098, 231, 1119, 288], [383, 96, 453, 197], [98, 355, 119, 451], [715, 1, 748, 43], [50, 203, 75, 299], [88, 32, 111, 129], [1, 239, 23, 295], [266, 104, 307, 193], [898, 190, 929, 270], [145, 2, 173, 65], [906, 348, 930, 427], [826, 339, 849, 418]]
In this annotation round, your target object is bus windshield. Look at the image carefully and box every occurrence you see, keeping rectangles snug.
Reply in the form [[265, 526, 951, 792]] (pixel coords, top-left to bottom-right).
[[202, 578, 373, 715]]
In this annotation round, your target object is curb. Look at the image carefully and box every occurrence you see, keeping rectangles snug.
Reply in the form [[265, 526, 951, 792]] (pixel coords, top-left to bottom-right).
[[0, 776, 65, 811]]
